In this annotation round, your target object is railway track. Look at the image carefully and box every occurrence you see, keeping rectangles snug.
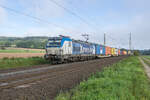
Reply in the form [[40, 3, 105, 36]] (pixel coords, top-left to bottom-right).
[[0, 59, 102, 90], [0, 67, 82, 90]]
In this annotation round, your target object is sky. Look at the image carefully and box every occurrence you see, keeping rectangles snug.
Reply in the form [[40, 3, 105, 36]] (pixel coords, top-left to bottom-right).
[[0, 0, 150, 50]]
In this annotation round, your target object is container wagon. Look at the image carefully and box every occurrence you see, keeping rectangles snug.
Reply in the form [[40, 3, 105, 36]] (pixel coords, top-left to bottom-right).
[[114, 48, 118, 56], [105, 46, 111, 56], [122, 50, 127, 55], [100, 45, 106, 56], [111, 48, 115, 56], [118, 49, 121, 56]]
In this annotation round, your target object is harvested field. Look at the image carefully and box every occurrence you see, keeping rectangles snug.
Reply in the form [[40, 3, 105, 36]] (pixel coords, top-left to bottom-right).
[[0, 53, 44, 59], [6, 47, 45, 51], [0, 48, 45, 53], [7, 47, 45, 51], [0, 56, 127, 100]]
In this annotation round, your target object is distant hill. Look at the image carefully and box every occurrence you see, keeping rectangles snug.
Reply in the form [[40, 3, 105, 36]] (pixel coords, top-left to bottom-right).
[[0, 36, 49, 49]]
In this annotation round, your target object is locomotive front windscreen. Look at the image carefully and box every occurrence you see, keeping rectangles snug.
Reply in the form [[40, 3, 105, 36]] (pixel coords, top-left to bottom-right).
[[47, 38, 62, 47]]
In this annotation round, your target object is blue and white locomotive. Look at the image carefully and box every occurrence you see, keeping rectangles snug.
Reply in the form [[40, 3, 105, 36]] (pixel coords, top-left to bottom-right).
[[45, 35, 104, 63]]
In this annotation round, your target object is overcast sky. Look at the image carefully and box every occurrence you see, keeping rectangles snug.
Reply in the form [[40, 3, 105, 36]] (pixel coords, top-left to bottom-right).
[[0, 0, 149, 49]]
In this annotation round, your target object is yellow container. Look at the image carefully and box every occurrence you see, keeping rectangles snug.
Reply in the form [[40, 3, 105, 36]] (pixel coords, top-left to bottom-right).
[[111, 48, 115, 56]]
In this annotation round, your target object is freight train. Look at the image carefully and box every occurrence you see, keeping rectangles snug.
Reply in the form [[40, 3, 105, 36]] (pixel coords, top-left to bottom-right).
[[45, 35, 131, 64]]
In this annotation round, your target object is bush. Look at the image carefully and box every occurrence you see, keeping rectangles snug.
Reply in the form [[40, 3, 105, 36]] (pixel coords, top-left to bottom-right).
[[134, 50, 140, 56], [0, 46, 6, 50]]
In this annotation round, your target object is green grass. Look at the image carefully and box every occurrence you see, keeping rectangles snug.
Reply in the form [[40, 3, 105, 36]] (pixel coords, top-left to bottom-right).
[[0, 49, 45, 53], [142, 56, 150, 66], [0, 57, 49, 69], [55, 56, 150, 100], [144, 56, 150, 60]]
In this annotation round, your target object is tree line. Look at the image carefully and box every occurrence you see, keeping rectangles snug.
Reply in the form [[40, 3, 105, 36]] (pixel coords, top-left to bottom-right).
[[0, 36, 48, 49], [140, 50, 150, 55]]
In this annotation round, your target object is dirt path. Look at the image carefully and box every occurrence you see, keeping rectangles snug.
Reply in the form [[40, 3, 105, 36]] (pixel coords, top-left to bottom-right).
[[139, 57, 150, 78], [0, 56, 127, 100], [142, 57, 150, 63]]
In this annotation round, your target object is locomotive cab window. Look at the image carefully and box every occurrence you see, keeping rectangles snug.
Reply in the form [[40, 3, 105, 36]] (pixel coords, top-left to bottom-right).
[[47, 38, 62, 47]]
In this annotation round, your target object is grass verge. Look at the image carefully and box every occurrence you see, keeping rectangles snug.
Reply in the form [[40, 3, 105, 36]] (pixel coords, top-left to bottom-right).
[[142, 56, 150, 66], [144, 56, 150, 60], [55, 56, 150, 100], [0, 49, 45, 53], [0, 57, 49, 69]]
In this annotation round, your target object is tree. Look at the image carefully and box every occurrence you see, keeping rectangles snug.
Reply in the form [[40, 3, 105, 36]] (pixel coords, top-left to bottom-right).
[[134, 50, 140, 56], [4, 42, 11, 47]]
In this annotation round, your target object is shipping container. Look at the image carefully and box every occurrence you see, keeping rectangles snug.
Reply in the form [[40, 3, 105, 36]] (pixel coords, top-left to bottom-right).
[[105, 46, 111, 56], [118, 49, 121, 55], [114, 48, 118, 56], [111, 48, 115, 56], [95, 44, 100, 55], [100, 45, 105, 55], [122, 50, 127, 55], [109, 47, 112, 55], [105, 46, 109, 56], [120, 50, 122, 55]]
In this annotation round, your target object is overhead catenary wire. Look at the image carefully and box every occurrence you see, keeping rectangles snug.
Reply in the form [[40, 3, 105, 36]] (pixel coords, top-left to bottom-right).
[[0, 4, 67, 31], [105, 34, 118, 46], [0, 4, 93, 38], [0, 1, 104, 43], [58, 0, 130, 48], [0, 3, 129, 49], [47, 0, 99, 31], [106, 34, 128, 48], [48, 0, 123, 46]]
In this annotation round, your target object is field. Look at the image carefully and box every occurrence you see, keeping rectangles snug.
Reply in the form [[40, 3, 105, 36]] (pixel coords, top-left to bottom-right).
[[0, 48, 45, 53], [0, 57, 49, 69], [0, 48, 45, 59], [143, 55, 150, 59], [0, 53, 45, 59], [56, 56, 150, 100]]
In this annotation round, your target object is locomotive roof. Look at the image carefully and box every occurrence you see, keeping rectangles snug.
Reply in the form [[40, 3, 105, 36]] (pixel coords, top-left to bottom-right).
[[48, 35, 72, 40], [48, 36, 105, 46], [48, 37, 63, 40], [72, 39, 94, 45]]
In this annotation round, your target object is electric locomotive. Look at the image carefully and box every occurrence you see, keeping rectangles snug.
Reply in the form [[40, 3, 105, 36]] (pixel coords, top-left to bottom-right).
[[45, 35, 96, 64]]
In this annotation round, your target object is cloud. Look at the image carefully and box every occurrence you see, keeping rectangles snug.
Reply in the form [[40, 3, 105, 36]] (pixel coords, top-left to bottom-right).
[[0, 7, 6, 23], [18, 0, 66, 18], [97, 13, 150, 49], [0, 0, 7, 23], [23, 25, 72, 37], [0, 0, 150, 49], [124, 0, 150, 10]]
